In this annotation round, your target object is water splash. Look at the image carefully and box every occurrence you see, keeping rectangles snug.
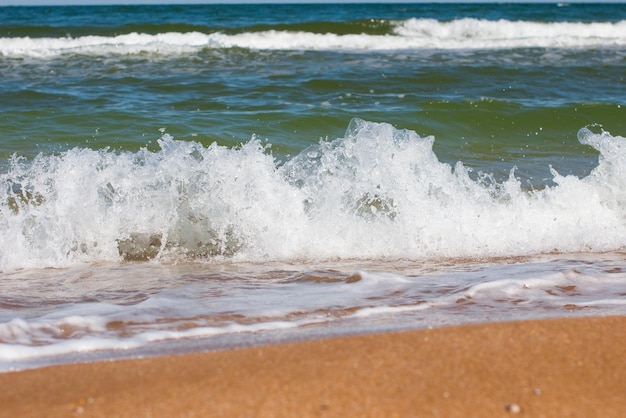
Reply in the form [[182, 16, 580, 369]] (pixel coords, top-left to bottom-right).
[[2, 119, 626, 271]]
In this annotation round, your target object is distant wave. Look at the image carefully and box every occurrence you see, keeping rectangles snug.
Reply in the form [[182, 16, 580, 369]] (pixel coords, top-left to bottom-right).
[[1, 18, 625, 57]]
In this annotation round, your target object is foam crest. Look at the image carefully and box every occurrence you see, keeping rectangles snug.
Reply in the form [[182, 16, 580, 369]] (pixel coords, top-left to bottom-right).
[[0, 31, 217, 57], [1, 18, 624, 57], [2, 119, 626, 271], [395, 18, 626, 49], [0, 134, 302, 270]]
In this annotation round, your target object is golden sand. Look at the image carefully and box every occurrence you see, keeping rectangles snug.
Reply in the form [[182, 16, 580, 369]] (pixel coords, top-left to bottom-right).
[[1, 316, 624, 417]]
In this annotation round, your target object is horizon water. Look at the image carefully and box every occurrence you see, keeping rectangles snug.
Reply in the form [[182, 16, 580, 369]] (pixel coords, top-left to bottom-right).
[[1, 3, 625, 372]]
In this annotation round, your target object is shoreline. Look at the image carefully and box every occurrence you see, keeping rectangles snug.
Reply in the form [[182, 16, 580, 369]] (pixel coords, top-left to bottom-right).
[[1, 316, 625, 417]]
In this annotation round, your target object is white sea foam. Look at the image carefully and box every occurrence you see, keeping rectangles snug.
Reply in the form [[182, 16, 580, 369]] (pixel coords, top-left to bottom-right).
[[2, 120, 626, 272], [0, 18, 624, 57], [2, 255, 625, 370], [0, 320, 303, 363], [394, 18, 626, 49]]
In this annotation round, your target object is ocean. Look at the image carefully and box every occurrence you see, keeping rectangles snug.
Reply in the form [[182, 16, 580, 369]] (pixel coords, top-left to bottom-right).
[[0, 2, 625, 372]]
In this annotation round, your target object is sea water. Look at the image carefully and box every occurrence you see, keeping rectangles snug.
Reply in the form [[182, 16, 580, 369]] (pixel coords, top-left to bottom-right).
[[0, 3, 625, 371]]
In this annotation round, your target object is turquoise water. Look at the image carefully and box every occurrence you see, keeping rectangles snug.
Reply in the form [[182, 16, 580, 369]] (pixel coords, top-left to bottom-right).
[[1, 4, 624, 174], [0, 3, 625, 371]]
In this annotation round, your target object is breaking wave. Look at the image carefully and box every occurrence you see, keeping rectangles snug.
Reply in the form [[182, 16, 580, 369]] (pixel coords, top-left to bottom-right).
[[1, 18, 625, 57], [2, 118, 626, 271]]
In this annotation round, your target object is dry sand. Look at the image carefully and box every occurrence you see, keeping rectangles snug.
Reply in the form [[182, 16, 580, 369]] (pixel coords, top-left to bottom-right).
[[1, 316, 624, 418]]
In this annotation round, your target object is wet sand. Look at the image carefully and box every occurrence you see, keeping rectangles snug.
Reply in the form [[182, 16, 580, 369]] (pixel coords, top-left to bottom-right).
[[1, 316, 624, 417]]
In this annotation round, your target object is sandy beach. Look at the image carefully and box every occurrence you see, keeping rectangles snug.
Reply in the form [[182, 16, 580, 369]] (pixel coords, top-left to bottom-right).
[[1, 316, 624, 418]]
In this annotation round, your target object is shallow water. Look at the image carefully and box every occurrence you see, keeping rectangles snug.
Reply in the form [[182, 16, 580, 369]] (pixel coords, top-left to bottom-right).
[[2, 252, 626, 372]]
